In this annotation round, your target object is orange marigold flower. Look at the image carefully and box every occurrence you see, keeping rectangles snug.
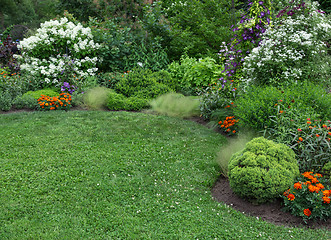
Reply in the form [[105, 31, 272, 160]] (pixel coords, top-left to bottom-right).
[[316, 183, 324, 190], [307, 121, 311, 124], [279, 110, 284, 114], [293, 182, 302, 190], [308, 184, 318, 193], [232, 130, 236, 133], [302, 172, 313, 178], [323, 197, 330, 204], [298, 137, 303, 142], [316, 134, 320, 137], [323, 190, 331, 197], [283, 189, 290, 197], [303, 209, 311, 217], [218, 121, 222, 124], [221, 125, 224, 128], [226, 128, 231, 132], [287, 194, 295, 201], [311, 178, 318, 184], [50, 107, 55, 110]]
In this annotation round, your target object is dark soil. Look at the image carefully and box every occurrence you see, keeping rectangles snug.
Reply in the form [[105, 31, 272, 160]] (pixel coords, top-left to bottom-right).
[[2, 110, 330, 230]]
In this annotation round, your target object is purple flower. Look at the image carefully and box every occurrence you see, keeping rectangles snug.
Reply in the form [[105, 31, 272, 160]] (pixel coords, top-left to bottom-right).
[[259, 1, 263, 5], [260, 12, 265, 17]]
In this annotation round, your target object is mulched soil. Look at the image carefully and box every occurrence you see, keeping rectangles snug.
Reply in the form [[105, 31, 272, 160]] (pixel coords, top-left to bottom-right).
[[2, 109, 330, 230]]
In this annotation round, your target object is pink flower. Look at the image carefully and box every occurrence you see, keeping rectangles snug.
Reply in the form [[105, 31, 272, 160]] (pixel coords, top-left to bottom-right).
[[298, 128, 302, 132]]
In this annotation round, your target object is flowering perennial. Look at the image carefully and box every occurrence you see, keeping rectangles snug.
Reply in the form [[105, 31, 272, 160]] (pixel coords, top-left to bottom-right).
[[282, 171, 330, 222], [242, 0, 331, 87], [37, 93, 72, 111], [17, 17, 101, 87]]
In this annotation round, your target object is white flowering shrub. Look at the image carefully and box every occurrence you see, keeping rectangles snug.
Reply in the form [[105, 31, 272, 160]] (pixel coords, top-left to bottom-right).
[[17, 17, 101, 87], [242, 1, 331, 88]]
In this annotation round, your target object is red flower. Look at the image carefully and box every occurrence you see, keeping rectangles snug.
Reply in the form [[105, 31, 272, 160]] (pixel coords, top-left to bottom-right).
[[287, 194, 295, 201], [323, 197, 330, 204], [303, 209, 311, 217], [293, 182, 302, 190]]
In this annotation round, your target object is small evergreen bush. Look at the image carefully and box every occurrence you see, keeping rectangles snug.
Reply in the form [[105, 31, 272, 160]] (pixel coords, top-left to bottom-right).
[[107, 91, 149, 111], [115, 68, 172, 99], [228, 137, 299, 204], [13, 95, 37, 110]]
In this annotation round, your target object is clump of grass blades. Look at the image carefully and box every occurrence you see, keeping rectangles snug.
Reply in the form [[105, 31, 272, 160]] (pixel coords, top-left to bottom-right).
[[149, 93, 200, 118]]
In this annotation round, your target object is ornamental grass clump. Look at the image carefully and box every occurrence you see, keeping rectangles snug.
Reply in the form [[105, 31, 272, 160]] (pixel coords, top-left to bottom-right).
[[228, 137, 299, 204], [282, 171, 331, 223]]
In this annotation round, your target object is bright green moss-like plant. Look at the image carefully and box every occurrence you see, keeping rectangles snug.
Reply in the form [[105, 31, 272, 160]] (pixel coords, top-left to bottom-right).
[[23, 89, 59, 99], [228, 137, 299, 204]]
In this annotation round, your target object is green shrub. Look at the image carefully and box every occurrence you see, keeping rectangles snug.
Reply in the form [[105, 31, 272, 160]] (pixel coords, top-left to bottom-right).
[[115, 68, 172, 99], [107, 91, 149, 111], [234, 82, 331, 131], [107, 91, 126, 111], [150, 93, 200, 118], [167, 56, 221, 95], [124, 96, 149, 111], [322, 162, 331, 184], [13, 95, 37, 110], [82, 87, 111, 110], [228, 137, 299, 204], [0, 90, 13, 111], [150, 70, 178, 92], [23, 89, 59, 100]]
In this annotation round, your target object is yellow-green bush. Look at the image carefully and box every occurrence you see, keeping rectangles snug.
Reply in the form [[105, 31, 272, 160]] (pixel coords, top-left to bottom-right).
[[228, 137, 299, 204]]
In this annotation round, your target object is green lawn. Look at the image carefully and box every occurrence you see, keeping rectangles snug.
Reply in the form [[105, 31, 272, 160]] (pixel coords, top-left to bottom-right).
[[0, 111, 329, 239]]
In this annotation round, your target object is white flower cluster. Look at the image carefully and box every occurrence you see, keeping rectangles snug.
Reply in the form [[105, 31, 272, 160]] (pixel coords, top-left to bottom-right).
[[242, 1, 331, 87], [18, 17, 102, 86]]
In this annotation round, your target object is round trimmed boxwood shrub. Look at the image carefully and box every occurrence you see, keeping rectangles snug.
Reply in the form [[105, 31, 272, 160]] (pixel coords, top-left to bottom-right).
[[228, 137, 299, 204]]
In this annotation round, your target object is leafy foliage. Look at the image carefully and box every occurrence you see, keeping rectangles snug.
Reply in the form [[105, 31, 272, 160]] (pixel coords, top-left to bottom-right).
[[228, 137, 300, 204], [114, 68, 172, 99], [233, 82, 331, 132]]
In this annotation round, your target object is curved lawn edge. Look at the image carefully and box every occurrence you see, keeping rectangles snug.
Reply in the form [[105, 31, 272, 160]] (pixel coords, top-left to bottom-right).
[[0, 111, 329, 239]]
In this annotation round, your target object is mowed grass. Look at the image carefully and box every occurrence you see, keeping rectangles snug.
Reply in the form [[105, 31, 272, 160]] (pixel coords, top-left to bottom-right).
[[0, 111, 329, 239]]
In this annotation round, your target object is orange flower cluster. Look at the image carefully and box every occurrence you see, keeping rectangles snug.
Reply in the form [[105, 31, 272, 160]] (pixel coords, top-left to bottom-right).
[[283, 171, 330, 220], [218, 116, 239, 134], [302, 172, 330, 203], [37, 93, 72, 111]]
